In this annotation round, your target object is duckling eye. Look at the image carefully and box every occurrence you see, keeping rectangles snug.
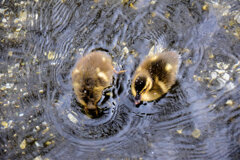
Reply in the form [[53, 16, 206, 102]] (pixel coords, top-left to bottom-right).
[[142, 88, 147, 93], [80, 89, 88, 95]]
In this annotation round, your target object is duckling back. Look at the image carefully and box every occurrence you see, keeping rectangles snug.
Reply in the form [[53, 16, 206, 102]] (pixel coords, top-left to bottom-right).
[[72, 51, 114, 113], [143, 51, 179, 89]]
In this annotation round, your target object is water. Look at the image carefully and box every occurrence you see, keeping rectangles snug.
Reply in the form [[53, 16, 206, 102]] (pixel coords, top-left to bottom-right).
[[0, 0, 240, 159]]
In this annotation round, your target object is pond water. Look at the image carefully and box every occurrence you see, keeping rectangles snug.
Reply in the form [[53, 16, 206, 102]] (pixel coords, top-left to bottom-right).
[[0, 0, 240, 159]]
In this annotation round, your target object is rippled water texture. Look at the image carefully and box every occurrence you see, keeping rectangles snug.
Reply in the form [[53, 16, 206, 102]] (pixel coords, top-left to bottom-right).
[[1, 0, 240, 159]]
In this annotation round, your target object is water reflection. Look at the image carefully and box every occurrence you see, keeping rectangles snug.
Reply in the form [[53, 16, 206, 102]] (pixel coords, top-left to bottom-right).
[[0, 0, 240, 159]]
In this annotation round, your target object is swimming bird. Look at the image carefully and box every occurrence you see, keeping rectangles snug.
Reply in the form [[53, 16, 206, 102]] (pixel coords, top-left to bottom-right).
[[72, 51, 115, 117], [131, 51, 179, 104]]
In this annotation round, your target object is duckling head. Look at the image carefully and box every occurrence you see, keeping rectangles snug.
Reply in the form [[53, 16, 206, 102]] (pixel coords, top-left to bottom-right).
[[132, 71, 153, 105], [77, 87, 102, 117]]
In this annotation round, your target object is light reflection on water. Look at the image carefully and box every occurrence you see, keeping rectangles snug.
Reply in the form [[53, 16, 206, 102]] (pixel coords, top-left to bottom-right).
[[0, 0, 240, 159]]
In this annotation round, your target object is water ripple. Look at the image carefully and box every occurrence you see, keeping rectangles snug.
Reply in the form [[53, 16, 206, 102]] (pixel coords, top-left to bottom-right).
[[1, 0, 240, 159]]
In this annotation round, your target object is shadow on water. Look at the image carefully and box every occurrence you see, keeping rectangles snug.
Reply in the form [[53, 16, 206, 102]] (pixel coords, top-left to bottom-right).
[[0, 0, 240, 159]]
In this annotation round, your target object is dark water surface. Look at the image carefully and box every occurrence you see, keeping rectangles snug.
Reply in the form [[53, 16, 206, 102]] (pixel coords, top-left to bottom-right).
[[1, 0, 240, 159]]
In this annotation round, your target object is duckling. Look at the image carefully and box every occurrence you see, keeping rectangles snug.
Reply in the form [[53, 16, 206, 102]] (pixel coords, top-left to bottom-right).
[[131, 51, 179, 104], [72, 51, 115, 117]]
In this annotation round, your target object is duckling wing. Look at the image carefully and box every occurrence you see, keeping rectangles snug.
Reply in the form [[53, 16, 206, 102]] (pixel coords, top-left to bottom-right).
[[77, 51, 114, 86], [149, 51, 179, 87], [90, 52, 114, 87]]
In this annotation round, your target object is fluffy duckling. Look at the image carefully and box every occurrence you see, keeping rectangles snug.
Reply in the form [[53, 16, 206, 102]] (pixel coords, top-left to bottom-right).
[[72, 51, 114, 117], [131, 51, 179, 104]]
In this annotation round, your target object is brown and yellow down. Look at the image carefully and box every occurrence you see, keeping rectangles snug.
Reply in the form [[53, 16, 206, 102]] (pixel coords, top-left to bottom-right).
[[72, 51, 114, 116], [131, 51, 179, 104]]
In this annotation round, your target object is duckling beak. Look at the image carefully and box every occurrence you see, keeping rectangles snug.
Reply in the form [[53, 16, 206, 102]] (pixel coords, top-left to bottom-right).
[[85, 104, 99, 118], [134, 94, 141, 105]]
